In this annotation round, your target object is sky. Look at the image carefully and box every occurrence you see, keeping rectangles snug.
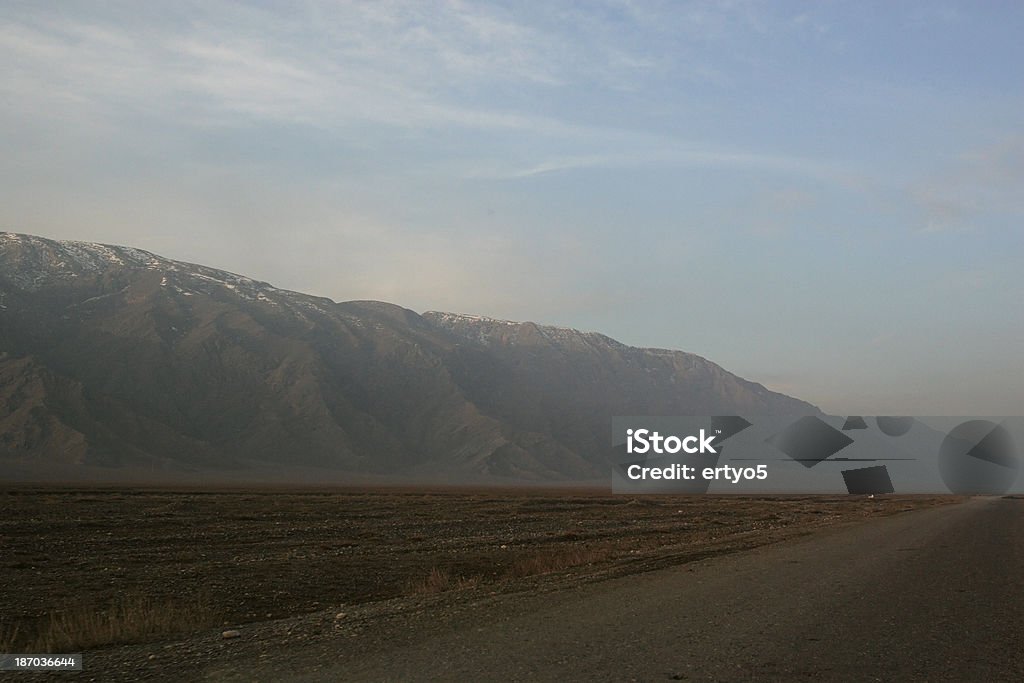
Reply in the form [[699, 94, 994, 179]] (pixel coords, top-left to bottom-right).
[[1, 1, 1022, 415]]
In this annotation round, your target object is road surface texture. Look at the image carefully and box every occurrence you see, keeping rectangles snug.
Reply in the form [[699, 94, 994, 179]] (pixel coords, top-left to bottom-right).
[[278, 496, 1024, 682]]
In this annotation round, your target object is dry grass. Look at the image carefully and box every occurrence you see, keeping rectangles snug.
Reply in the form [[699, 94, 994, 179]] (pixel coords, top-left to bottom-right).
[[0, 621, 22, 654], [409, 544, 615, 595], [0, 593, 218, 652], [407, 567, 482, 594], [506, 545, 614, 579]]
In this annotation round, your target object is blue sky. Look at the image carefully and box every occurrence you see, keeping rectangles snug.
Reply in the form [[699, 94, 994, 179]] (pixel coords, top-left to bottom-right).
[[1, 1, 1021, 414]]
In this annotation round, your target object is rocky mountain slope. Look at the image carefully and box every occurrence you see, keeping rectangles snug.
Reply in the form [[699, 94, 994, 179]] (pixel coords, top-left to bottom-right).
[[0, 232, 815, 481]]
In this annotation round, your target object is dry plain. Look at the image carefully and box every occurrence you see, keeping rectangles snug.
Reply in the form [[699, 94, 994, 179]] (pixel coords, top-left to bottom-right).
[[0, 487, 956, 659]]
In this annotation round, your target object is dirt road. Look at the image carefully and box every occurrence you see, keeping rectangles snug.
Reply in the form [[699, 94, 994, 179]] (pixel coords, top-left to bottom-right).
[[284, 496, 1023, 682]]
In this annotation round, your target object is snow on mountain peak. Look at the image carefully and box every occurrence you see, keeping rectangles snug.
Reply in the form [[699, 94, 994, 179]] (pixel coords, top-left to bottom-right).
[[423, 310, 619, 349]]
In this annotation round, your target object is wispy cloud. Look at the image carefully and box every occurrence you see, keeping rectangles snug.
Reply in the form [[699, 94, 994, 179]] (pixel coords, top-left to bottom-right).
[[0, 1, 847, 136], [465, 143, 853, 183], [0, 2, 637, 135], [0, 1, 870, 189]]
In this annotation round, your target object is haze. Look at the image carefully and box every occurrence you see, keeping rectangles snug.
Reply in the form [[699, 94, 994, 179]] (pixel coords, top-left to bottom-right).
[[1, 1, 1021, 415]]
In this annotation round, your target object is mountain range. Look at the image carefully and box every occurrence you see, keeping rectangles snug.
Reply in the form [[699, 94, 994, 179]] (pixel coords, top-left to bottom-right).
[[0, 232, 815, 482]]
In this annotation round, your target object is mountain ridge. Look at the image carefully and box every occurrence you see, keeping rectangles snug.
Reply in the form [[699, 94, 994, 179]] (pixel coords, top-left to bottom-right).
[[0, 231, 816, 482]]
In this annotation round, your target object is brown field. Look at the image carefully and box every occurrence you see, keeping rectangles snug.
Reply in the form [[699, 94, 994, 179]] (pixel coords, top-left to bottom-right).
[[0, 487, 958, 652]]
